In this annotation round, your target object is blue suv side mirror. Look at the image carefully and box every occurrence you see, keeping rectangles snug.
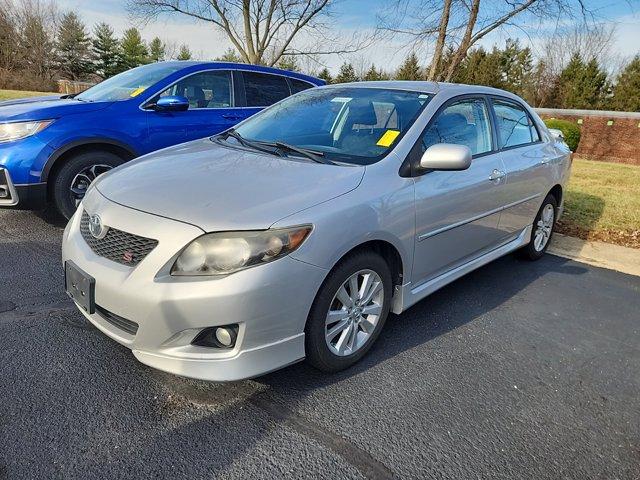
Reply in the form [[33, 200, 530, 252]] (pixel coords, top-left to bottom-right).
[[153, 95, 190, 112]]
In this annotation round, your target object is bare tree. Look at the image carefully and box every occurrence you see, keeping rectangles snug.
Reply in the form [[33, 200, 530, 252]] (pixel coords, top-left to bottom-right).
[[128, 0, 366, 66], [379, 0, 594, 81]]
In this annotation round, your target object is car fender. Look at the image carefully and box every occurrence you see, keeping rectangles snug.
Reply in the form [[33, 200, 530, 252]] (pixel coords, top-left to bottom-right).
[[41, 137, 139, 182]]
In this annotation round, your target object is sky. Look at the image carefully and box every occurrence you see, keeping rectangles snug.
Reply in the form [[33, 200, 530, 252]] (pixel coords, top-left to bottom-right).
[[57, 0, 640, 74]]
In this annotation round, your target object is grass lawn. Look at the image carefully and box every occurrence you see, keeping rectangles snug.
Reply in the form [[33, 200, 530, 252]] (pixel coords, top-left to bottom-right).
[[0, 89, 54, 101], [557, 158, 640, 248]]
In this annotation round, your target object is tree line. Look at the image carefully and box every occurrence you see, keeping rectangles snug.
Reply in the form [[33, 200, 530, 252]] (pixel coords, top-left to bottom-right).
[[311, 42, 640, 112], [1, 0, 638, 112], [0, 1, 194, 91]]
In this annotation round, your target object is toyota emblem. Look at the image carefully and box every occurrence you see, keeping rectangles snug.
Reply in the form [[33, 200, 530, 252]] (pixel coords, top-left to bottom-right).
[[88, 214, 108, 239]]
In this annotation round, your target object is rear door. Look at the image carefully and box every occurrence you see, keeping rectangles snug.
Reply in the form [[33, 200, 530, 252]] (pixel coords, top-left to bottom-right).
[[411, 96, 509, 286], [144, 70, 237, 150], [490, 97, 550, 234]]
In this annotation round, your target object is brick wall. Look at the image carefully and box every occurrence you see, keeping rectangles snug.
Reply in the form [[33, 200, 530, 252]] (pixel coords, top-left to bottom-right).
[[536, 108, 640, 165]]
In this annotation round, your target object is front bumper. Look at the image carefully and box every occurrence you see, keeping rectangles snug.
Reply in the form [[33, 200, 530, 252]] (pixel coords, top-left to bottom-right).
[[62, 190, 328, 381], [0, 169, 47, 210]]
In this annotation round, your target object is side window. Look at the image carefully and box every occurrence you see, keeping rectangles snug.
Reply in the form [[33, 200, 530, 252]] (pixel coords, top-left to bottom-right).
[[493, 100, 539, 148], [421, 98, 492, 156], [159, 70, 232, 109], [243, 72, 290, 106], [289, 78, 314, 94]]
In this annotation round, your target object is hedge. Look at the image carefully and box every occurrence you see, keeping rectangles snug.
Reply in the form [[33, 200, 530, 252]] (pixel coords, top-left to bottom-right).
[[544, 118, 581, 152]]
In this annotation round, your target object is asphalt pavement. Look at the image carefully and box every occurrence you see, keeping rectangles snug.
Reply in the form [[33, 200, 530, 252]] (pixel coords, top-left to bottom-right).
[[1, 208, 639, 479]]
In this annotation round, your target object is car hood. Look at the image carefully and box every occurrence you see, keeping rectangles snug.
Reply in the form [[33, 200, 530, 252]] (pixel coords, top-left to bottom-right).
[[95, 138, 365, 232], [0, 97, 112, 122]]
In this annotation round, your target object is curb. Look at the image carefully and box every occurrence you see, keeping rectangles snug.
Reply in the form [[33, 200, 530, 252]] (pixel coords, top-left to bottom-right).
[[548, 233, 640, 277]]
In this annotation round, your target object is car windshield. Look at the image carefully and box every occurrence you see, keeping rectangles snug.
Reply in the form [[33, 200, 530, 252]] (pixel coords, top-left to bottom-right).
[[76, 63, 184, 102], [231, 87, 432, 165]]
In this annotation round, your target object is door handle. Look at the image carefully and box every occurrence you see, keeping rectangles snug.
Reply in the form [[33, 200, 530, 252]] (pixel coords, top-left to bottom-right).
[[489, 169, 506, 182], [222, 114, 242, 120]]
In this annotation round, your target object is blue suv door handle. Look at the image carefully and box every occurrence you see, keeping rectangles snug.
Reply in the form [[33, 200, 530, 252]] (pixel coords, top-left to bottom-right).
[[222, 114, 243, 120]]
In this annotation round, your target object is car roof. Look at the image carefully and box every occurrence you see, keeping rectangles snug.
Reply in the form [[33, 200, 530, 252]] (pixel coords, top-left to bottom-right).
[[322, 80, 522, 100], [156, 61, 324, 86]]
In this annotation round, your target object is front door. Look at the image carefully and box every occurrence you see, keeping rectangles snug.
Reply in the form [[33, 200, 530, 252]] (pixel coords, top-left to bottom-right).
[[412, 97, 508, 286], [145, 70, 238, 151]]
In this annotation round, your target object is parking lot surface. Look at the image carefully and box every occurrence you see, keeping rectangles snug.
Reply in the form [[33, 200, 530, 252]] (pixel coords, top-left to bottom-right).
[[1, 209, 639, 479]]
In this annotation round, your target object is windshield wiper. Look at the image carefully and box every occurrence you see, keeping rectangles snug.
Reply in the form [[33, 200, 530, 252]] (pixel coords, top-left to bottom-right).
[[271, 142, 336, 165], [222, 129, 278, 155]]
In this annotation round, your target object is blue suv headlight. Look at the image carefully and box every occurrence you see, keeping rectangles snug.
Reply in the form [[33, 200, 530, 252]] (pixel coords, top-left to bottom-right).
[[0, 120, 54, 143]]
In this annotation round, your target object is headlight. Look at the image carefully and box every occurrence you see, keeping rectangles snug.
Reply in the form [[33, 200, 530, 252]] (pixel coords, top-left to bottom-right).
[[171, 225, 313, 276], [0, 120, 54, 143]]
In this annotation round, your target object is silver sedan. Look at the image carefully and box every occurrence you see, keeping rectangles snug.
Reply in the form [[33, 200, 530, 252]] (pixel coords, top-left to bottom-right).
[[62, 81, 571, 381]]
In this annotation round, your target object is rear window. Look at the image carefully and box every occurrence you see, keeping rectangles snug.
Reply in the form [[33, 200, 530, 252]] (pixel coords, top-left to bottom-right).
[[243, 72, 290, 106]]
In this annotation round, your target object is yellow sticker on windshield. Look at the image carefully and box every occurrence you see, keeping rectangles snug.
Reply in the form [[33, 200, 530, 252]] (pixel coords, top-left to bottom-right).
[[130, 87, 145, 97], [376, 130, 400, 147]]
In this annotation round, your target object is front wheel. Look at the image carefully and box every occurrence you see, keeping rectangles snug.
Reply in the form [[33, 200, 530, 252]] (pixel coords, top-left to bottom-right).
[[305, 251, 392, 372], [51, 151, 124, 219], [520, 194, 557, 261]]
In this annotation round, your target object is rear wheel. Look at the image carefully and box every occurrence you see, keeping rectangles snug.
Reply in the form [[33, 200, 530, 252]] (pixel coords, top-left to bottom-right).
[[51, 151, 124, 219], [305, 251, 392, 372], [520, 194, 557, 261]]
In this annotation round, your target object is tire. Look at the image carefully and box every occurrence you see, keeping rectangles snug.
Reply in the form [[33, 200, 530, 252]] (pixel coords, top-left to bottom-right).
[[51, 151, 125, 219], [305, 251, 393, 372], [519, 193, 558, 261]]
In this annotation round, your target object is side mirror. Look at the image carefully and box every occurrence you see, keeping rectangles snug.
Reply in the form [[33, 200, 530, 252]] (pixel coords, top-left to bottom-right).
[[153, 95, 189, 112], [548, 128, 564, 141], [420, 144, 472, 171]]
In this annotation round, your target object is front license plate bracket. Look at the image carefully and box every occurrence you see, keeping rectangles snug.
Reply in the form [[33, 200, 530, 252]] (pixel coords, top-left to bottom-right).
[[64, 261, 95, 314]]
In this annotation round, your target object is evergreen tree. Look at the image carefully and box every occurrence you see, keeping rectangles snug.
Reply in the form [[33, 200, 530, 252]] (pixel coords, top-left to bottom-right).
[[453, 47, 503, 88], [395, 52, 421, 80], [557, 54, 608, 109], [148, 37, 166, 62], [276, 55, 299, 72], [176, 44, 192, 60], [56, 12, 94, 80], [120, 28, 148, 70], [610, 56, 640, 112], [363, 64, 383, 81], [317, 67, 332, 84], [215, 47, 242, 62], [92, 22, 120, 79], [334, 62, 357, 83], [500, 39, 534, 99]]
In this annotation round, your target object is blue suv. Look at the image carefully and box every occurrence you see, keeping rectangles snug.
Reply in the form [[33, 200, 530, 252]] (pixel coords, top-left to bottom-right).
[[0, 61, 323, 218]]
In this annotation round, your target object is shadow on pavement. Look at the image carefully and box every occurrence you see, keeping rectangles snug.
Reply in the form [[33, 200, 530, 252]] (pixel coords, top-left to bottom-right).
[[141, 254, 589, 478]]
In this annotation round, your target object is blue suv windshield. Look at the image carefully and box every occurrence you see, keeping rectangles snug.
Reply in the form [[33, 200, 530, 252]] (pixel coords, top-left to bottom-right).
[[233, 87, 431, 165], [76, 63, 183, 102]]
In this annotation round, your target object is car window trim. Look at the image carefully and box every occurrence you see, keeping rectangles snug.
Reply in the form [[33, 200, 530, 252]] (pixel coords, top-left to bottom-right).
[[488, 95, 544, 152], [401, 93, 497, 178], [139, 68, 236, 111]]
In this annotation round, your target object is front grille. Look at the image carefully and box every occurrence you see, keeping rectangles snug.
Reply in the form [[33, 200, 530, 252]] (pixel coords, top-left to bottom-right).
[[80, 211, 158, 266], [95, 304, 139, 335]]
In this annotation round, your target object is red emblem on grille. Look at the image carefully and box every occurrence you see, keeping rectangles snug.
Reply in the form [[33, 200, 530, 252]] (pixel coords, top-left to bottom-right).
[[122, 251, 134, 263]]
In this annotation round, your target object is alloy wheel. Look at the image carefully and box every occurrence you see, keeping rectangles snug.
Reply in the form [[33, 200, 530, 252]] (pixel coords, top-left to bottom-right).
[[70, 164, 113, 207], [325, 269, 384, 357], [533, 203, 555, 251]]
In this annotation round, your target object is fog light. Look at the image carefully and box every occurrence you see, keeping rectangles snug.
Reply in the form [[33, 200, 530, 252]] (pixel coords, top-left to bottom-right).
[[0, 187, 8, 199], [192, 324, 238, 348], [215, 327, 234, 347]]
